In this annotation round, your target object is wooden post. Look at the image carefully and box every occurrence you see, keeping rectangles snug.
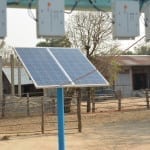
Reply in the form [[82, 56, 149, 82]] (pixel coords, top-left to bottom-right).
[[77, 88, 82, 132], [1, 95, 5, 118], [10, 54, 15, 96], [87, 87, 91, 113], [43, 88, 47, 97], [145, 89, 150, 109], [41, 96, 45, 134], [27, 93, 30, 116], [116, 90, 122, 111], [18, 61, 21, 97], [52, 98, 56, 113], [91, 88, 95, 113], [0, 56, 4, 117]]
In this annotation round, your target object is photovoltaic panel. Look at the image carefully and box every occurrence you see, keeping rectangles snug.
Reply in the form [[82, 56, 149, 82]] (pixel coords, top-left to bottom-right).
[[49, 48, 108, 86], [15, 47, 109, 88], [15, 47, 71, 88]]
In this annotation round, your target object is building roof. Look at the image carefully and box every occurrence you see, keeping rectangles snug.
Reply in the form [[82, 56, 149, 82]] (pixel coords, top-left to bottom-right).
[[116, 55, 150, 66], [3, 67, 33, 85]]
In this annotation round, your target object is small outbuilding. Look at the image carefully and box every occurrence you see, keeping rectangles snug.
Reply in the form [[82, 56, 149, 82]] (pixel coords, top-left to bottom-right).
[[115, 55, 150, 97], [2, 67, 43, 96]]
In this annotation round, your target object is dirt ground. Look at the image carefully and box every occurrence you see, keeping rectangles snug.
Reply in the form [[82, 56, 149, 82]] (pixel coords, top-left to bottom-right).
[[0, 109, 150, 150]]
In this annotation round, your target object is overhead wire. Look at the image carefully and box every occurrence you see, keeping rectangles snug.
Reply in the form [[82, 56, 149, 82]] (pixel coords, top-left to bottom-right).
[[88, 0, 113, 23], [65, 0, 80, 14], [122, 35, 145, 52], [88, 0, 106, 12], [27, 0, 37, 22], [27, 0, 80, 19]]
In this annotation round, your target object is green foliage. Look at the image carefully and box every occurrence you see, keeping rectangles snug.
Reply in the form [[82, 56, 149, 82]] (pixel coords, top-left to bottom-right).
[[108, 59, 121, 86], [93, 55, 121, 86], [36, 36, 71, 47], [134, 45, 150, 55], [121, 50, 134, 55], [121, 45, 150, 55]]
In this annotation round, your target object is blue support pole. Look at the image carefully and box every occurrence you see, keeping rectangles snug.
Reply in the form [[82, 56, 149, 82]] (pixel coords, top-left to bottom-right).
[[57, 88, 65, 150]]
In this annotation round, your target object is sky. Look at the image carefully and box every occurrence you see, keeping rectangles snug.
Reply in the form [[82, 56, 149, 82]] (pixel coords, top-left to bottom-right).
[[6, 8, 38, 47], [5, 8, 146, 50]]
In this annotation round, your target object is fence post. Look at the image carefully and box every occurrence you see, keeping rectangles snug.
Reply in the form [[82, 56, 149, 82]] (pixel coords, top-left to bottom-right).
[[145, 89, 150, 109], [52, 98, 56, 113], [41, 96, 45, 134], [18, 61, 22, 97], [91, 88, 95, 113], [77, 88, 82, 132], [1, 95, 5, 118], [10, 54, 15, 96], [87, 87, 91, 113], [27, 93, 30, 116], [116, 90, 122, 111], [0, 56, 4, 117]]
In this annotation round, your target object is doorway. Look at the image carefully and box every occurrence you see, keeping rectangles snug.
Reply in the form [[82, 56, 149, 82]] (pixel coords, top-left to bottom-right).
[[133, 73, 147, 90]]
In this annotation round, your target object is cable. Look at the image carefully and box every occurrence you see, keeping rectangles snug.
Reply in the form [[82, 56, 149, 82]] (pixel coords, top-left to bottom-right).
[[27, 0, 37, 22], [123, 35, 145, 52], [88, 0, 113, 23], [73, 69, 97, 83], [139, 0, 145, 10], [65, 0, 80, 14], [88, 0, 106, 12], [59, 69, 97, 86]]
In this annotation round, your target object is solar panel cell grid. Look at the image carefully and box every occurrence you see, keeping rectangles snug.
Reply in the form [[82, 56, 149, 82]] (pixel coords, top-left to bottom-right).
[[15, 47, 70, 87], [49, 48, 108, 85]]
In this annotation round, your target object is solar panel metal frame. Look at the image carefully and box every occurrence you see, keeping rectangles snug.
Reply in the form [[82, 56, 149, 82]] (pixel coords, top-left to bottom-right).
[[14, 47, 109, 89]]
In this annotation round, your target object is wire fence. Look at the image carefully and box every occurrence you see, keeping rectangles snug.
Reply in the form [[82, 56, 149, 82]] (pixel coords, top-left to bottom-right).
[[0, 89, 149, 136], [0, 95, 78, 117], [0, 94, 79, 136], [81, 89, 150, 113]]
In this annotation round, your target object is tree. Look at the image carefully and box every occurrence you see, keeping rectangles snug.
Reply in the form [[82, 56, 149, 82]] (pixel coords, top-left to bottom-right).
[[66, 11, 121, 112], [0, 40, 16, 66], [93, 46, 121, 85], [66, 11, 120, 84], [66, 11, 113, 59]]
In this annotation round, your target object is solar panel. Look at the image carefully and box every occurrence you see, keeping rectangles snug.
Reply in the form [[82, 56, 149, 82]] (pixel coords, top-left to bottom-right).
[[49, 48, 108, 86], [15, 47, 71, 88], [15, 47, 109, 88]]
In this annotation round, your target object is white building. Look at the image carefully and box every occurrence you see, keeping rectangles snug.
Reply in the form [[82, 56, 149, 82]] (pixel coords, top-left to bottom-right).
[[115, 55, 150, 97]]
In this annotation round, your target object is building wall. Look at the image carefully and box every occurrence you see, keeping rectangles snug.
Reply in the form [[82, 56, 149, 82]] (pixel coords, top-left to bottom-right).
[[115, 67, 132, 97], [115, 66, 150, 97], [115, 73, 132, 97]]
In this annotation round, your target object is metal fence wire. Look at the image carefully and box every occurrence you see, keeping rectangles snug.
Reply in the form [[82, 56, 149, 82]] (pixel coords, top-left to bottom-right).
[[0, 89, 149, 135], [0, 94, 80, 135]]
